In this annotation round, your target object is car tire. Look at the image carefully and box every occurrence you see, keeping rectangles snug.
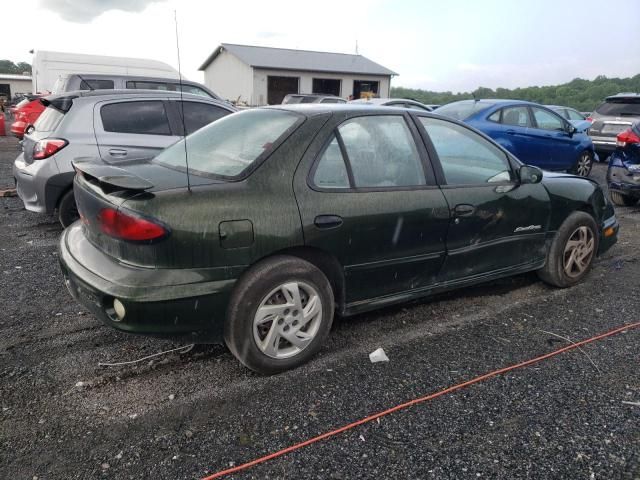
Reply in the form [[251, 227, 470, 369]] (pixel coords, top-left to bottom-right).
[[224, 255, 335, 375], [610, 191, 639, 207], [571, 150, 593, 177], [57, 189, 79, 228], [537, 211, 599, 288]]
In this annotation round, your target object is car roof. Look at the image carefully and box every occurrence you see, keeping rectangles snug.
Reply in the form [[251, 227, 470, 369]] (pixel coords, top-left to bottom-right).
[[605, 92, 640, 100], [447, 99, 535, 106], [265, 103, 430, 116], [43, 89, 227, 104]]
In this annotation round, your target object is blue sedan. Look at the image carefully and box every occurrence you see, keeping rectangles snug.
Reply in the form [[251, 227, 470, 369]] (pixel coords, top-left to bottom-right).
[[435, 100, 596, 176]]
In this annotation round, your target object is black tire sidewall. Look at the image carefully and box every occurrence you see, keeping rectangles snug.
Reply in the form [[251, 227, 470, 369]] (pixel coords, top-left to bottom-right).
[[58, 190, 79, 228], [224, 255, 334, 374]]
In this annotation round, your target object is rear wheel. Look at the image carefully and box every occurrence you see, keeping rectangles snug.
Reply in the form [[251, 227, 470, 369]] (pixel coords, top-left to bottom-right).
[[224, 255, 334, 374], [610, 190, 639, 207], [571, 151, 593, 177], [58, 189, 79, 228], [537, 211, 598, 288]]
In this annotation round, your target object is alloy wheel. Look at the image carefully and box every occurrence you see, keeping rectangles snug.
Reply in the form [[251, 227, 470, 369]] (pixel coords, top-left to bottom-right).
[[563, 226, 595, 278], [576, 153, 592, 177], [253, 281, 323, 359]]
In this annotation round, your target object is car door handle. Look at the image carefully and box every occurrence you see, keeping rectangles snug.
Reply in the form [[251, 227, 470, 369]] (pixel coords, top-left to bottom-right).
[[314, 215, 343, 229], [505, 129, 516, 135], [108, 148, 128, 157], [453, 204, 475, 217]]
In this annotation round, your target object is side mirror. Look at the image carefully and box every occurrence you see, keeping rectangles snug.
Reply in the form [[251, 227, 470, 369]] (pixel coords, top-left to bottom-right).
[[566, 124, 577, 136], [519, 165, 543, 184]]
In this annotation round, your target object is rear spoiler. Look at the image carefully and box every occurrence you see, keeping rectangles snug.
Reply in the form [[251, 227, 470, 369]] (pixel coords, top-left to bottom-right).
[[72, 159, 154, 191], [41, 95, 78, 113]]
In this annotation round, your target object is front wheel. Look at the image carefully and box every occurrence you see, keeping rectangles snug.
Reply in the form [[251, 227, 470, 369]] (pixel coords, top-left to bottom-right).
[[571, 151, 593, 177], [224, 255, 334, 374], [537, 211, 599, 288]]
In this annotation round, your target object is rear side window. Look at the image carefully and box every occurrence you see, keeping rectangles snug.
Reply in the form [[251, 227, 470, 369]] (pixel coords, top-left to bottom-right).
[[320, 98, 345, 104], [312, 116, 425, 189], [154, 109, 301, 178], [178, 102, 230, 135], [79, 79, 114, 90], [595, 99, 640, 116], [126, 81, 172, 91], [101, 101, 171, 135], [313, 136, 350, 188], [34, 107, 65, 132], [501, 107, 532, 127], [436, 101, 496, 120]]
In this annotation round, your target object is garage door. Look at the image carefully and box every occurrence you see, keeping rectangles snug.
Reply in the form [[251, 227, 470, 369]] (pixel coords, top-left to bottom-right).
[[267, 76, 299, 105]]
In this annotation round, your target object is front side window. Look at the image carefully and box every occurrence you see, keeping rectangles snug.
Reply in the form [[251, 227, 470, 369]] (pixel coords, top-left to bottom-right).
[[101, 101, 171, 135], [567, 109, 585, 120], [419, 117, 514, 185], [532, 107, 564, 131], [178, 102, 230, 135], [154, 109, 301, 178], [337, 116, 425, 188], [501, 107, 531, 127]]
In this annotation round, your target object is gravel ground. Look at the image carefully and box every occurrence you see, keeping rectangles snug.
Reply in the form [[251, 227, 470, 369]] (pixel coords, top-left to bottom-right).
[[1, 135, 638, 480]]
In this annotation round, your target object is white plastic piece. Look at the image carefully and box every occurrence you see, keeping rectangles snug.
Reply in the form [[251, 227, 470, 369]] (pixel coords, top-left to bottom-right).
[[369, 347, 389, 363]]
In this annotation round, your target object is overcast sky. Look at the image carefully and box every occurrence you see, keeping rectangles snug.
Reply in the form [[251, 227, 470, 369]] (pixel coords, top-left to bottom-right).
[[4, 0, 639, 92]]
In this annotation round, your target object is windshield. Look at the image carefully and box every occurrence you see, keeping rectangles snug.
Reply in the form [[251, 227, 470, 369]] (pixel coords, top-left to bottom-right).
[[595, 99, 640, 116], [154, 109, 302, 178], [435, 101, 496, 120]]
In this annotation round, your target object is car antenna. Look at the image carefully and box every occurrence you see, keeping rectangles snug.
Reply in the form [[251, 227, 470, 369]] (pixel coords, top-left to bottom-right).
[[76, 74, 95, 91], [174, 9, 191, 193], [472, 92, 478, 102]]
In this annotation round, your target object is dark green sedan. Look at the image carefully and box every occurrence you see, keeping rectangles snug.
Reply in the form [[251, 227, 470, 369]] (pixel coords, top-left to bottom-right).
[[59, 105, 619, 374]]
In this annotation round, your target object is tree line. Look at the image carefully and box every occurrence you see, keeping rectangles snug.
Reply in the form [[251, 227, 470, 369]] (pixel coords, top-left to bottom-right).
[[0, 60, 32, 76], [392, 74, 640, 112]]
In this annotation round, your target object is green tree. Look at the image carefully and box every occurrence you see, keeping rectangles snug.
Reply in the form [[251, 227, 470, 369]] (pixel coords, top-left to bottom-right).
[[0, 60, 31, 75], [391, 73, 640, 112]]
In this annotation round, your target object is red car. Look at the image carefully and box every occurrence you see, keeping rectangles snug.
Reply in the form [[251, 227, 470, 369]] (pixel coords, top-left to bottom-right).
[[11, 97, 45, 139]]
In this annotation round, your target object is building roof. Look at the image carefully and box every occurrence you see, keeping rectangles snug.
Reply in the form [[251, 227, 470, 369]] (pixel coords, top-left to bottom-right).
[[199, 43, 397, 76], [0, 74, 32, 81]]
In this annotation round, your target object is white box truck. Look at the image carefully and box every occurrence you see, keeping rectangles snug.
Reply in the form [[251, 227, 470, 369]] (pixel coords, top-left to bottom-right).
[[32, 50, 180, 93]]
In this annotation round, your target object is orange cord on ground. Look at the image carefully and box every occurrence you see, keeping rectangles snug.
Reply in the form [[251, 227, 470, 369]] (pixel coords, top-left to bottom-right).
[[202, 321, 640, 480]]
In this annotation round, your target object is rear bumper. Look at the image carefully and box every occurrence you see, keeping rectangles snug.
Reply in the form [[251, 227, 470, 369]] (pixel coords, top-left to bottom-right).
[[589, 135, 617, 153], [58, 224, 241, 342], [13, 153, 74, 214]]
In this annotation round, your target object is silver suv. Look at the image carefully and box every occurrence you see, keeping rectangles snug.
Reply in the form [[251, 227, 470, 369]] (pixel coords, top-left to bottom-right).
[[13, 90, 236, 226], [588, 93, 640, 157]]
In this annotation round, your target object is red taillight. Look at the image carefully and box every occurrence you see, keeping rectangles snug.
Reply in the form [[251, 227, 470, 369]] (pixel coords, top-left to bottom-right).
[[97, 208, 168, 242], [586, 117, 593, 123], [616, 129, 640, 147], [32, 138, 68, 160]]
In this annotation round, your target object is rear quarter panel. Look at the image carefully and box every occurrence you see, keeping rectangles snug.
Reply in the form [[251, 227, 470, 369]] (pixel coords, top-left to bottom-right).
[[117, 113, 331, 270]]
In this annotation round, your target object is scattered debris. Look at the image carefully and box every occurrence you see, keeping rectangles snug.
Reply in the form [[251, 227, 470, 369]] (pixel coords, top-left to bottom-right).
[[0, 188, 16, 197], [369, 348, 389, 363], [98, 344, 195, 367], [539, 330, 601, 374], [185, 430, 193, 438], [621, 401, 640, 407], [168, 394, 175, 401]]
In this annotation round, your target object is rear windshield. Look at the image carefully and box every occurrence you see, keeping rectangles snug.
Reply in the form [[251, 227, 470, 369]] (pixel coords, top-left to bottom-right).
[[154, 109, 302, 178], [34, 107, 65, 132], [595, 98, 640, 116], [283, 96, 304, 104], [435, 101, 496, 120]]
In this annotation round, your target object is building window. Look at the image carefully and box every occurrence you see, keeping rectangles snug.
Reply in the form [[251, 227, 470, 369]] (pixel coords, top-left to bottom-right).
[[312, 78, 341, 97], [267, 76, 299, 105]]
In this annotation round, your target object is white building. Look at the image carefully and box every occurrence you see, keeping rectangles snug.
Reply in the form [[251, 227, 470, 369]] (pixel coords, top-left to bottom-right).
[[0, 74, 33, 100], [199, 44, 397, 106]]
